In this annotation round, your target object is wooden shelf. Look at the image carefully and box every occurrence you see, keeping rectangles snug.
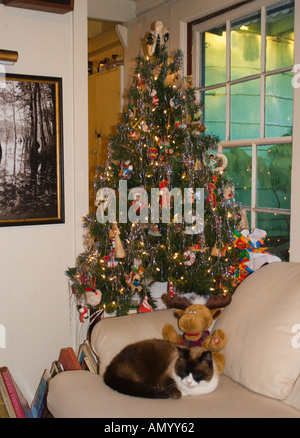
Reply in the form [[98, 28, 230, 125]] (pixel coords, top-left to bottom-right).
[[4, 0, 74, 14]]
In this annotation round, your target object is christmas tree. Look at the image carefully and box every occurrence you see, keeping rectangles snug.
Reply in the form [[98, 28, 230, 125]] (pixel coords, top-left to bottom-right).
[[67, 21, 248, 320]]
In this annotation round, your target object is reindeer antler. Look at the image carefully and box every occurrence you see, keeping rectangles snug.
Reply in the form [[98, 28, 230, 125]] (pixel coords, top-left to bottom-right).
[[161, 293, 190, 310], [161, 291, 232, 310], [205, 292, 232, 309]]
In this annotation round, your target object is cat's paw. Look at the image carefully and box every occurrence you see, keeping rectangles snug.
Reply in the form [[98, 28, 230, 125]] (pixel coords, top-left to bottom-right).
[[169, 388, 182, 399]]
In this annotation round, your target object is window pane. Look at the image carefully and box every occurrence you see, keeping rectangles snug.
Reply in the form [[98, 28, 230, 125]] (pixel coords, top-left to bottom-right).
[[265, 72, 293, 138], [231, 13, 261, 81], [201, 25, 226, 87], [223, 146, 252, 206], [257, 144, 291, 210], [202, 87, 226, 141], [266, 1, 294, 71], [256, 212, 290, 261], [231, 79, 260, 140]]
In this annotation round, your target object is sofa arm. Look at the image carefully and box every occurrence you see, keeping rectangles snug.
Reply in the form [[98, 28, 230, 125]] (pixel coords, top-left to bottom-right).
[[91, 308, 177, 375]]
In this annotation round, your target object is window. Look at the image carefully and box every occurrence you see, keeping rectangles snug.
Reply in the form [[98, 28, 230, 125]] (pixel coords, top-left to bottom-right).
[[192, 0, 294, 260]]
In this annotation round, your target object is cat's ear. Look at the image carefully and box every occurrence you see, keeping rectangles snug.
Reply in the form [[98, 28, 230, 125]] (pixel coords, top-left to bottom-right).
[[199, 351, 213, 365], [177, 347, 190, 359]]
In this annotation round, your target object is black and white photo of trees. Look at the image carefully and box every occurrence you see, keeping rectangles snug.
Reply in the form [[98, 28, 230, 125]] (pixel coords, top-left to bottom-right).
[[0, 75, 64, 226]]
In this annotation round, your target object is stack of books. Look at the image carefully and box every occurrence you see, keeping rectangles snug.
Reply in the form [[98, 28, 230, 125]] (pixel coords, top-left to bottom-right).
[[0, 341, 99, 418]]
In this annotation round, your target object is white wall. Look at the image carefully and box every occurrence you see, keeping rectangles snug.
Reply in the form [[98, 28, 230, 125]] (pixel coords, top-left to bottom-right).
[[0, 1, 88, 402]]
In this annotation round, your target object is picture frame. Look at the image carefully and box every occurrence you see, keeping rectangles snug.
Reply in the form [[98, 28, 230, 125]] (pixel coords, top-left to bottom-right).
[[0, 73, 64, 226]]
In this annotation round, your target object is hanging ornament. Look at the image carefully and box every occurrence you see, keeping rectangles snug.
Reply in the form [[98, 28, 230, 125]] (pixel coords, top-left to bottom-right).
[[124, 264, 145, 293], [140, 120, 149, 132], [128, 105, 136, 119], [204, 151, 228, 173], [195, 159, 202, 171], [168, 281, 174, 297], [211, 241, 225, 257], [192, 121, 206, 135], [146, 20, 169, 57], [138, 296, 153, 312], [235, 208, 249, 231], [109, 223, 126, 259], [78, 305, 89, 323], [158, 137, 174, 160], [222, 182, 235, 201], [119, 160, 133, 180], [127, 129, 141, 141], [85, 289, 102, 307], [136, 74, 145, 89], [147, 146, 159, 161], [160, 179, 169, 208], [170, 96, 180, 109], [130, 188, 147, 214], [104, 251, 119, 268], [151, 89, 159, 107], [188, 235, 209, 253], [149, 224, 162, 236], [183, 250, 196, 266], [206, 182, 216, 208]]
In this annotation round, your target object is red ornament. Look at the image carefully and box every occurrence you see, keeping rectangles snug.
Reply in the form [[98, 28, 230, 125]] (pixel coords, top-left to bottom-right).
[[138, 296, 153, 313]]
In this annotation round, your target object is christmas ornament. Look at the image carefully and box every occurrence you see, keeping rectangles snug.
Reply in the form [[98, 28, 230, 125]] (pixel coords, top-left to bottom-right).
[[168, 281, 174, 297], [207, 179, 217, 208], [138, 296, 153, 312], [158, 137, 174, 160], [147, 147, 159, 161], [119, 161, 133, 180], [125, 264, 145, 293], [146, 20, 169, 57], [140, 120, 149, 132], [183, 250, 196, 266], [223, 182, 235, 201], [85, 289, 102, 307], [149, 224, 162, 236], [188, 243, 209, 253], [151, 89, 159, 107], [170, 96, 180, 109], [130, 188, 147, 214], [128, 105, 136, 119], [103, 252, 119, 268], [204, 152, 228, 173], [160, 179, 169, 208], [211, 241, 225, 257], [78, 305, 88, 323], [127, 129, 141, 141], [109, 223, 126, 259]]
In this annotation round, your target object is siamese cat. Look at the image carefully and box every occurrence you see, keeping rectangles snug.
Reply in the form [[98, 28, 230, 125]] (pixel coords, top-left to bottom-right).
[[104, 339, 219, 399]]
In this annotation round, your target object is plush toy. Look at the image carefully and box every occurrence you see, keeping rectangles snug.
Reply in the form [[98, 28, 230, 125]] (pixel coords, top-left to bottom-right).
[[162, 296, 228, 374], [125, 265, 145, 293]]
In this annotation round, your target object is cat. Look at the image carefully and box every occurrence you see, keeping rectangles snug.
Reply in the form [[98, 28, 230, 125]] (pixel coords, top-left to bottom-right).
[[103, 339, 219, 399]]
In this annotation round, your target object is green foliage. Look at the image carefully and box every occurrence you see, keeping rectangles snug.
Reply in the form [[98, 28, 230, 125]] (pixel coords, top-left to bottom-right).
[[67, 39, 245, 317]]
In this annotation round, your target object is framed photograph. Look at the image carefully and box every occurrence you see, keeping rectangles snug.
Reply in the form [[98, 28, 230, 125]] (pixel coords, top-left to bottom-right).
[[0, 74, 64, 226]]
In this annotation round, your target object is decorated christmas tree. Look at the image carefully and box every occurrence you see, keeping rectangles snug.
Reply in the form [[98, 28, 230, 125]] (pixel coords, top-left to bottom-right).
[[67, 21, 250, 321]]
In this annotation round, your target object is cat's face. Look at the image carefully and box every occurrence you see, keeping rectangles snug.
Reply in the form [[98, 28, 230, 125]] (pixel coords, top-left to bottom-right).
[[173, 347, 219, 396]]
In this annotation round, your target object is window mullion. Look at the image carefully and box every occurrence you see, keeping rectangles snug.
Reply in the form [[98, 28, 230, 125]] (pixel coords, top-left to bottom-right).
[[226, 19, 231, 141], [260, 6, 266, 139], [251, 142, 257, 229]]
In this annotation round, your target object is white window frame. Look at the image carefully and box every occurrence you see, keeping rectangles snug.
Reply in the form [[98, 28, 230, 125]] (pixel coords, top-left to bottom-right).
[[192, 0, 294, 236]]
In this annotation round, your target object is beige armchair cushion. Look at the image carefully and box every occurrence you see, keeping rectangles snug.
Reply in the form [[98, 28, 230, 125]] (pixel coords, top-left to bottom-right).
[[91, 308, 177, 375], [214, 262, 300, 409]]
